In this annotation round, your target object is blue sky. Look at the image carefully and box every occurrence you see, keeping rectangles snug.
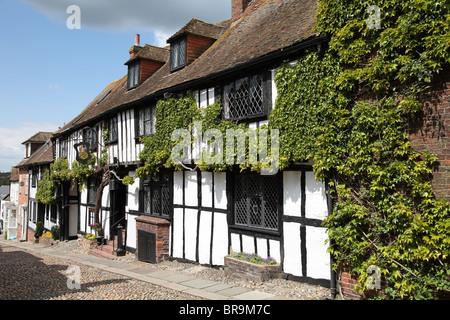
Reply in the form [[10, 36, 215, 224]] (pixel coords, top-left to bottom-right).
[[0, 0, 231, 172]]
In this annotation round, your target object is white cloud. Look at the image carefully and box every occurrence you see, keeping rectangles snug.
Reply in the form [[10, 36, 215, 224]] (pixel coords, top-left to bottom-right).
[[21, 0, 231, 42], [153, 30, 171, 47], [0, 122, 58, 172]]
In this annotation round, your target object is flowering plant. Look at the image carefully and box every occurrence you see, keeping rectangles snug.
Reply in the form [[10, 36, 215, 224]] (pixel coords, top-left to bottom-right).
[[84, 233, 96, 240], [41, 231, 52, 239], [231, 252, 278, 265]]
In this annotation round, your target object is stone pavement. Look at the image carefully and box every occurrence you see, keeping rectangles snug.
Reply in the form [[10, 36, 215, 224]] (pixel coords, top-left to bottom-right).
[[0, 238, 294, 300]]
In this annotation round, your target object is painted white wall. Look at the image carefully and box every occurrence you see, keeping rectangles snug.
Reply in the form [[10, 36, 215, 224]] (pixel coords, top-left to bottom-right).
[[184, 208, 198, 261], [283, 222, 302, 277], [214, 172, 227, 210], [172, 208, 184, 259], [283, 171, 302, 217], [126, 212, 137, 249], [211, 212, 228, 266], [306, 226, 330, 280], [304, 172, 328, 220], [198, 210, 212, 264], [201, 172, 213, 208], [127, 172, 139, 211]]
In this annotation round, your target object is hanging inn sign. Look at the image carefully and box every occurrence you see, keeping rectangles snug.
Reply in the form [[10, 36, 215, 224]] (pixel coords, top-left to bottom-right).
[[74, 126, 97, 164], [74, 142, 91, 164]]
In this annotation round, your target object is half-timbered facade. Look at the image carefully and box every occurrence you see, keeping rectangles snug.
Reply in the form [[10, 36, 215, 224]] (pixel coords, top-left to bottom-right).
[[51, 0, 333, 286]]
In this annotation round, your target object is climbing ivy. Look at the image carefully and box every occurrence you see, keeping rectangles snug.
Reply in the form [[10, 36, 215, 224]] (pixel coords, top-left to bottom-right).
[[268, 0, 450, 299]]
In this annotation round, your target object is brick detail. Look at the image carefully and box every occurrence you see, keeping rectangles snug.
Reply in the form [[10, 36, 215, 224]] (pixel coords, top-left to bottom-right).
[[186, 34, 215, 65], [408, 71, 450, 201], [232, 0, 252, 21], [140, 60, 164, 84], [135, 216, 170, 263], [339, 270, 361, 299], [224, 256, 282, 282]]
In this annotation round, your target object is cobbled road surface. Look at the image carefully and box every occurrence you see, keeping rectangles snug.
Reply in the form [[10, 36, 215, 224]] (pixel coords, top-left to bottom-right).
[[0, 243, 200, 300]]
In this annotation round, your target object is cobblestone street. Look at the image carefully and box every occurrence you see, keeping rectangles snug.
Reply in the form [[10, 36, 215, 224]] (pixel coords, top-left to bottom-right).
[[0, 242, 200, 300], [0, 238, 331, 301]]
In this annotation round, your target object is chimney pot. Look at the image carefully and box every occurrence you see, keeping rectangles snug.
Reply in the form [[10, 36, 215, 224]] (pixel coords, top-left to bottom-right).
[[135, 34, 141, 46]]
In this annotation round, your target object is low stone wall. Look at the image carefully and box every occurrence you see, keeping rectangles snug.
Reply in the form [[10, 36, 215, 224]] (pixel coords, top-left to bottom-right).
[[224, 256, 282, 282]]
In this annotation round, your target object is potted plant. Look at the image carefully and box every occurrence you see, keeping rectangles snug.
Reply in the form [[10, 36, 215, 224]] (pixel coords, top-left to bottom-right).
[[34, 221, 44, 243], [95, 227, 104, 245], [224, 252, 282, 281]]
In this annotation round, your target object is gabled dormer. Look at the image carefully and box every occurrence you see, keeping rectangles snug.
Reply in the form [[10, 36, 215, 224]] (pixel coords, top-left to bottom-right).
[[167, 19, 226, 72], [22, 132, 53, 159], [125, 34, 169, 90]]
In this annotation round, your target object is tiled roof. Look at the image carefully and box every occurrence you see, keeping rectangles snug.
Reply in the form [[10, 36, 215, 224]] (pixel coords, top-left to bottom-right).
[[166, 18, 228, 43], [22, 132, 53, 144], [55, 0, 319, 135], [124, 44, 170, 65], [19, 139, 54, 167]]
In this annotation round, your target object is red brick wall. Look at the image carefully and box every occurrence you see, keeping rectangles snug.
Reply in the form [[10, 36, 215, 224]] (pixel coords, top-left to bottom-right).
[[140, 60, 164, 84], [339, 270, 361, 299], [135, 216, 170, 262], [186, 34, 215, 65], [409, 71, 450, 201], [232, 0, 252, 21]]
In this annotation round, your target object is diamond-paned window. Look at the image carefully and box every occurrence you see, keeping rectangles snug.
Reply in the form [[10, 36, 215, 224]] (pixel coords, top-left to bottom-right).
[[223, 73, 269, 120], [234, 172, 279, 231], [170, 37, 187, 71], [143, 171, 172, 218]]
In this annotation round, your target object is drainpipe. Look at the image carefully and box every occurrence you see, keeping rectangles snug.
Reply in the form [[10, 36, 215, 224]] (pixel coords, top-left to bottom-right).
[[325, 178, 337, 300]]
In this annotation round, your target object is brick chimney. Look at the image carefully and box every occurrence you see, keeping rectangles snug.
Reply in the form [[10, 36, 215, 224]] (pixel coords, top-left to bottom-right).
[[232, 0, 252, 21], [129, 34, 143, 60]]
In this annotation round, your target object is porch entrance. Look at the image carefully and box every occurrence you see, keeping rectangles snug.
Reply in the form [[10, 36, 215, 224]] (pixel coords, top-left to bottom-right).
[[109, 179, 127, 241]]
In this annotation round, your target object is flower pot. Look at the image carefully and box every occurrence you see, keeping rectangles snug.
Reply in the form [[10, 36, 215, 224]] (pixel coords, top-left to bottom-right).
[[224, 255, 282, 282], [96, 236, 104, 246]]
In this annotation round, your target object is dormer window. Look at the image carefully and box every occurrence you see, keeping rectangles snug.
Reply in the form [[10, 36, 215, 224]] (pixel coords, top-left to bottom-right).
[[128, 61, 140, 90], [170, 37, 187, 72]]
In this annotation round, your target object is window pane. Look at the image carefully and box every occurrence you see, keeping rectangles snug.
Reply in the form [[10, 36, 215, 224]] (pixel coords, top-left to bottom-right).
[[223, 74, 265, 119], [144, 107, 152, 136], [151, 106, 156, 134], [133, 63, 139, 86], [234, 173, 279, 231], [138, 109, 145, 137]]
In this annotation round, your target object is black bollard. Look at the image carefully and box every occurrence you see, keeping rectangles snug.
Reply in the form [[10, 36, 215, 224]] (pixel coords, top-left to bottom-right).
[[115, 224, 126, 256]]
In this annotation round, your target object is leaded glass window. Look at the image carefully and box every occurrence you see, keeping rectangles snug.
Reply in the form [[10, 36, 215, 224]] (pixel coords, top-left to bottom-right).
[[128, 61, 140, 90], [137, 105, 156, 138], [234, 172, 279, 231], [170, 37, 187, 71], [142, 171, 172, 218], [223, 73, 268, 120]]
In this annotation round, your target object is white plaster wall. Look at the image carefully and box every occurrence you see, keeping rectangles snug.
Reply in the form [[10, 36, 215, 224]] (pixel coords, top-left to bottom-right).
[[214, 172, 227, 210], [198, 210, 212, 264], [184, 208, 198, 261], [172, 208, 184, 258], [283, 222, 302, 277], [184, 171, 198, 207], [242, 234, 255, 254], [269, 239, 281, 263], [230, 233, 240, 253], [305, 172, 328, 220], [306, 226, 330, 280], [126, 212, 137, 249], [211, 212, 228, 266], [173, 171, 183, 205], [201, 172, 213, 208], [283, 171, 302, 217], [127, 173, 139, 211]]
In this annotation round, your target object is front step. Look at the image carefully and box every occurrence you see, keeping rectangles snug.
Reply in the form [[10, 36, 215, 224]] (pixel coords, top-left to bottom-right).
[[88, 240, 126, 260]]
